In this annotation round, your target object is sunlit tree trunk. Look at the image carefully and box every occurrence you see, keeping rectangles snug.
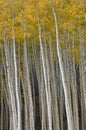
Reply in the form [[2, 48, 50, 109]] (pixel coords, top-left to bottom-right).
[[52, 4, 74, 130], [12, 19, 21, 130], [33, 43, 47, 130], [4, 30, 17, 130], [38, 20, 52, 130], [17, 43, 22, 130], [40, 64, 47, 130], [43, 32, 52, 130]]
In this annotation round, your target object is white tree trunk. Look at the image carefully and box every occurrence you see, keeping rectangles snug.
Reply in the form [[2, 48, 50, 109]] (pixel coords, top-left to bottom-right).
[[52, 5, 74, 130], [4, 31, 17, 130], [38, 21, 52, 130], [12, 21, 21, 130]]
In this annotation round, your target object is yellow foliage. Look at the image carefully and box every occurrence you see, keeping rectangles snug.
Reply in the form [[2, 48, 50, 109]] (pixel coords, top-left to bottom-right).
[[61, 42, 66, 49], [75, 57, 81, 64], [73, 48, 79, 56], [70, 47, 80, 59], [0, 0, 85, 47]]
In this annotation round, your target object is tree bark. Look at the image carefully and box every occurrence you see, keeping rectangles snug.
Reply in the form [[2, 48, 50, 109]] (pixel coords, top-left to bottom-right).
[[52, 4, 74, 130]]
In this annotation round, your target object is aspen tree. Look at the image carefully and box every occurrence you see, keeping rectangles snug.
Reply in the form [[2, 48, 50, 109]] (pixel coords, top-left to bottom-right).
[[49, 37, 60, 130], [4, 31, 17, 130], [52, 3, 74, 130], [11, 12, 21, 130], [23, 40, 35, 130], [37, 8, 52, 129], [33, 43, 47, 130], [71, 32, 79, 130]]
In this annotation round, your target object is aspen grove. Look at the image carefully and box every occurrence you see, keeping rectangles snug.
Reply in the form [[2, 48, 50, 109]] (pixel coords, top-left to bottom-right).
[[0, 0, 86, 130]]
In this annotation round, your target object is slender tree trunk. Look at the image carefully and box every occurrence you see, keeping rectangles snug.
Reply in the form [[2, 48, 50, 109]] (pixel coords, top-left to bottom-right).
[[12, 21, 21, 130], [52, 5, 74, 130], [23, 38, 35, 130], [79, 29, 86, 130], [38, 20, 52, 130], [33, 43, 47, 130], [4, 30, 17, 130], [49, 37, 60, 130], [71, 32, 79, 130]]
